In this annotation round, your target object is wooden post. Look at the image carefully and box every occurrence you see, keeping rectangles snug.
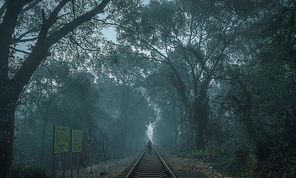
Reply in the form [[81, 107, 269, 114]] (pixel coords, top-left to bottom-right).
[[52, 153, 55, 178], [89, 128, 92, 177], [102, 129, 106, 164], [63, 152, 66, 178]]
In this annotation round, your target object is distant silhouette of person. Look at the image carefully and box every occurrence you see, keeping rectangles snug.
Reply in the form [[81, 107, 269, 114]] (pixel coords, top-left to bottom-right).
[[79, 151, 86, 169], [147, 140, 152, 155]]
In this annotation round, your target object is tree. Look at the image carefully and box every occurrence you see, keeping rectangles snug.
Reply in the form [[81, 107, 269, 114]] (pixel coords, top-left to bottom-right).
[[98, 44, 156, 155], [115, 0, 246, 150], [208, 1, 295, 176], [251, 1, 296, 175], [15, 56, 107, 169], [142, 64, 180, 150], [0, 0, 111, 176]]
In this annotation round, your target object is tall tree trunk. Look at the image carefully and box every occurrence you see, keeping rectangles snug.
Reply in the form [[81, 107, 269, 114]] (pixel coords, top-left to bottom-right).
[[192, 92, 209, 150], [0, 1, 111, 176], [180, 105, 193, 150], [119, 86, 130, 155], [172, 96, 178, 151], [0, 85, 21, 178], [39, 119, 48, 166]]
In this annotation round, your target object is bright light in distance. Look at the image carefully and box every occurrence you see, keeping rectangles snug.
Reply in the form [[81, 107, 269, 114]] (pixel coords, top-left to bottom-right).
[[146, 124, 153, 142]]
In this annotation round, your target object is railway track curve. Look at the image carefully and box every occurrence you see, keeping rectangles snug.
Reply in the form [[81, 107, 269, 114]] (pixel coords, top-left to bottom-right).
[[117, 148, 178, 178]]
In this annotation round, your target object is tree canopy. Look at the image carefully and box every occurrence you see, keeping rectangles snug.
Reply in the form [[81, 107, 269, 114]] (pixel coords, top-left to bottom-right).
[[0, 0, 295, 177]]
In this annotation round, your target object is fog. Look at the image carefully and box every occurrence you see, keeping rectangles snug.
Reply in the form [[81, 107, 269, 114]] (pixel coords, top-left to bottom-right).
[[0, 0, 295, 177]]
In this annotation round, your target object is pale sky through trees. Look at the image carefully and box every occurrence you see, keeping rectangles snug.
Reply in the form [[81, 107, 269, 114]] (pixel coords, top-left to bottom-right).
[[102, 27, 117, 42], [102, 0, 150, 42]]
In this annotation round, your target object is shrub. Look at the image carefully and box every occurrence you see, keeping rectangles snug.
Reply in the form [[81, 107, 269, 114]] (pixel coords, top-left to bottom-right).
[[11, 162, 50, 178]]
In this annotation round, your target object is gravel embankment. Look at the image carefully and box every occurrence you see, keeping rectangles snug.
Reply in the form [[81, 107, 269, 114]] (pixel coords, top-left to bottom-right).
[[57, 152, 229, 178]]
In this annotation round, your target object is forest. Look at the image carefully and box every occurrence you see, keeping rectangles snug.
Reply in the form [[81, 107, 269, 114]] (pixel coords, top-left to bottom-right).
[[0, 0, 295, 177]]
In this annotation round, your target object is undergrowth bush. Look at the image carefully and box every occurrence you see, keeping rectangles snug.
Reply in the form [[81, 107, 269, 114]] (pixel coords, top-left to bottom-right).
[[11, 162, 50, 178], [11, 141, 49, 177], [203, 141, 255, 177]]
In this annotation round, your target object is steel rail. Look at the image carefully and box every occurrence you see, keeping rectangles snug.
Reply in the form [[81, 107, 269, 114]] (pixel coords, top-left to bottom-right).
[[155, 148, 178, 178], [123, 148, 178, 178], [124, 149, 147, 178]]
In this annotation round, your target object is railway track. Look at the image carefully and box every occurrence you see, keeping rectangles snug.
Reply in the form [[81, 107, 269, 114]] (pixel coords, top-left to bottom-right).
[[117, 148, 177, 178]]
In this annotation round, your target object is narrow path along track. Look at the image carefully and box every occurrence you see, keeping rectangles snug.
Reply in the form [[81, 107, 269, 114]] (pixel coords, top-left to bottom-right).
[[117, 148, 178, 178]]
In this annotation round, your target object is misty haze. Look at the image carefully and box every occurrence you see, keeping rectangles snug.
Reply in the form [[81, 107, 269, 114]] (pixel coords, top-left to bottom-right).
[[0, 0, 295, 177]]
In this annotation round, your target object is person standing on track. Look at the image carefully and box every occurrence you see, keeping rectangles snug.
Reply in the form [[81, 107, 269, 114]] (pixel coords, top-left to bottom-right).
[[79, 151, 86, 169], [147, 140, 152, 155]]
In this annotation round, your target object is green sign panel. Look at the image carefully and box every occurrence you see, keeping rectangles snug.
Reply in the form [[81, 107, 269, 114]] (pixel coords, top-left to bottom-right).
[[72, 130, 82, 152], [53, 125, 69, 153]]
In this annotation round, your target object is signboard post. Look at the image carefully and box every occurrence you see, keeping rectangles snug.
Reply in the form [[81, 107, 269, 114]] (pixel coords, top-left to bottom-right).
[[72, 130, 83, 152], [52, 125, 69, 178], [54, 125, 69, 153], [71, 129, 83, 178], [88, 128, 93, 177]]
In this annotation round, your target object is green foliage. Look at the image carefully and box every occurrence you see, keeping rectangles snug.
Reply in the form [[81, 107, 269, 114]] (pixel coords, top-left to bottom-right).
[[177, 145, 255, 177], [259, 0, 296, 69], [12, 144, 45, 178], [247, 1, 296, 177], [202, 140, 254, 177], [11, 162, 49, 178], [251, 138, 296, 177]]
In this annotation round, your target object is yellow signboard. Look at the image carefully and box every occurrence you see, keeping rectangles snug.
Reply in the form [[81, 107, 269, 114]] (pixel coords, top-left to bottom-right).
[[72, 130, 82, 152], [54, 125, 69, 153]]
